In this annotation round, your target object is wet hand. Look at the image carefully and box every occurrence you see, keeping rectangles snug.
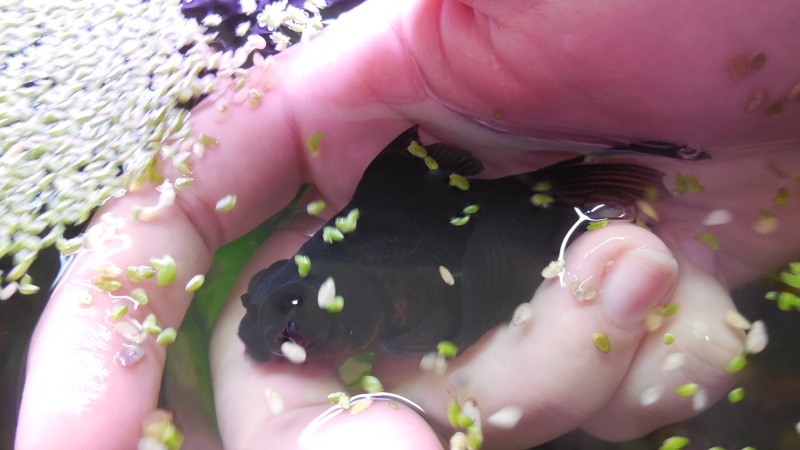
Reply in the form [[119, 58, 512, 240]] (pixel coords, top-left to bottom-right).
[[16, 0, 800, 449]]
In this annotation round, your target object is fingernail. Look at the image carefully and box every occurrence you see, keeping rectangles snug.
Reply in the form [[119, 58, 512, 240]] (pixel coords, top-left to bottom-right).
[[601, 247, 678, 327]]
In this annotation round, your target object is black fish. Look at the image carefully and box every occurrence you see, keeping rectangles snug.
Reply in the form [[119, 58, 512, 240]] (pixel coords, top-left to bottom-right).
[[239, 126, 665, 362]]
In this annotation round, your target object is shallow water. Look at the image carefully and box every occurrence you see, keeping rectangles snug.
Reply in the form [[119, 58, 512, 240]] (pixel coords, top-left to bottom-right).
[[3, 235, 799, 449]]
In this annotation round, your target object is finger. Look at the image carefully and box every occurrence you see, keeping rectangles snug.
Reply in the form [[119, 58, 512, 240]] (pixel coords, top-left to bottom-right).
[[16, 190, 216, 448], [374, 223, 678, 449], [580, 242, 745, 440], [211, 223, 443, 450]]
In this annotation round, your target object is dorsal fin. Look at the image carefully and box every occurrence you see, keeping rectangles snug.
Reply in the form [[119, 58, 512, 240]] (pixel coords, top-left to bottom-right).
[[519, 157, 668, 206], [358, 126, 485, 187], [424, 143, 484, 176]]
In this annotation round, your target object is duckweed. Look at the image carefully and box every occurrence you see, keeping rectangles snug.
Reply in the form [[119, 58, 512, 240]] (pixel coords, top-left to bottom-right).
[[306, 200, 326, 216], [150, 255, 177, 286], [305, 131, 323, 157], [294, 255, 311, 278], [728, 387, 745, 403], [156, 327, 178, 346], [592, 333, 611, 353], [215, 194, 237, 212], [185, 274, 205, 292]]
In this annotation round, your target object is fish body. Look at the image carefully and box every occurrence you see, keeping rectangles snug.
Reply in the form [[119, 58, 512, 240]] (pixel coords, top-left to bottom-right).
[[239, 126, 665, 362]]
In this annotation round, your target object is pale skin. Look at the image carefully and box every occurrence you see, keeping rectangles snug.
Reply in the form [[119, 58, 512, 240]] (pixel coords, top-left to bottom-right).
[[15, 0, 800, 449]]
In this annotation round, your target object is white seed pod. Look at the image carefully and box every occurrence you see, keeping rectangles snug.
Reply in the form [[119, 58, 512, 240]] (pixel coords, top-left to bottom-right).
[[486, 406, 522, 429], [264, 388, 284, 415], [744, 320, 768, 354], [0, 282, 19, 301], [115, 321, 147, 345], [439, 266, 455, 285], [460, 399, 481, 428], [450, 432, 468, 450], [317, 277, 335, 309], [281, 341, 307, 364], [511, 303, 532, 326], [661, 352, 687, 371], [349, 397, 374, 415], [635, 200, 659, 221], [692, 388, 708, 412], [724, 309, 752, 330], [541, 260, 563, 279], [569, 280, 597, 302], [703, 209, 733, 226], [640, 384, 664, 407]]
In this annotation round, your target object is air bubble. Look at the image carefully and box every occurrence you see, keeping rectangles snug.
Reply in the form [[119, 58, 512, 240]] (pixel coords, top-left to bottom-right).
[[582, 198, 635, 222]]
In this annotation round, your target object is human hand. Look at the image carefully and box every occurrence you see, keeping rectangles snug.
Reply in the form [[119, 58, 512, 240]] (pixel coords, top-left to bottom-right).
[[16, 0, 800, 449]]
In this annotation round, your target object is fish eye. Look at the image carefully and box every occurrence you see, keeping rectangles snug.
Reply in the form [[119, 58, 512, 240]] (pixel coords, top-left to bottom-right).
[[676, 145, 701, 160], [274, 296, 302, 314]]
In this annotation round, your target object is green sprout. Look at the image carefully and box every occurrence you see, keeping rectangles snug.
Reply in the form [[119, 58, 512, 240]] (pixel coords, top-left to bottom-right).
[[727, 353, 748, 373], [532, 181, 551, 192], [93, 277, 123, 293], [586, 220, 609, 231], [305, 131, 323, 157], [407, 141, 427, 158], [335, 208, 359, 233], [150, 255, 177, 286], [773, 187, 789, 206], [462, 204, 480, 215], [424, 156, 439, 170], [322, 226, 344, 244], [326, 295, 344, 313], [673, 173, 705, 194], [663, 303, 679, 316], [109, 304, 129, 321], [360, 375, 383, 394], [185, 274, 205, 292], [676, 383, 699, 397], [306, 200, 326, 216], [531, 193, 554, 207], [450, 216, 470, 226], [728, 387, 745, 403], [156, 327, 178, 346], [327, 392, 351, 409], [197, 134, 218, 148], [437, 340, 459, 359], [592, 333, 611, 353], [131, 288, 149, 305], [659, 436, 690, 450], [698, 232, 720, 250], [449, 173, 470, 191], [215, 194, 237, 212], [142, 314, 162, 335], [294, 255, 311, 278]]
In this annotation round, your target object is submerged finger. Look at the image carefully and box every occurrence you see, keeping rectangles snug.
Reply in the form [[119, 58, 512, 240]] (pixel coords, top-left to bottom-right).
[[581, 249, 745, 440], [15, 191, 215, 449], [375, 223, 678, 448]]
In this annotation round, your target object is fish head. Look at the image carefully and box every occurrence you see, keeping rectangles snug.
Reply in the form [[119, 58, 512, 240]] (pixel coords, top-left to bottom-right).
[[239, 260, 333, 362]]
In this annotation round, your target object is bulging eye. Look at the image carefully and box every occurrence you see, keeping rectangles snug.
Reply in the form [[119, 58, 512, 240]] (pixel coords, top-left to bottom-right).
[[274, 296, 301, 314]]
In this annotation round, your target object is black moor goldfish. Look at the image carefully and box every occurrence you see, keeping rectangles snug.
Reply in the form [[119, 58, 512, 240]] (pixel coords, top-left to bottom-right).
[[239, 126, 666, 363]]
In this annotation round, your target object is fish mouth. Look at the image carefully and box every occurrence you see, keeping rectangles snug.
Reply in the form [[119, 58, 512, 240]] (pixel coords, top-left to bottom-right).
[[271, 321, 310, 353]]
